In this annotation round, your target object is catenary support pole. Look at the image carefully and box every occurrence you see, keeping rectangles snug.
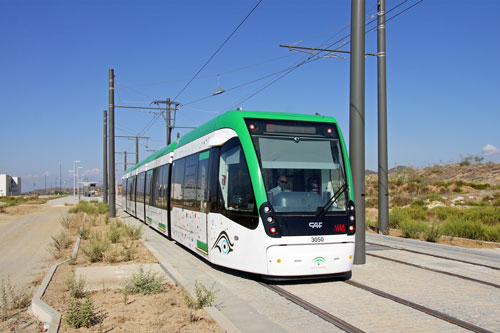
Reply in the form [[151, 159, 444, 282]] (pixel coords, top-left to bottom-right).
[[166, 98, 171, 145], [124, 151, 127, 172], [350, 0, 366, 264], [103, 110, 108, 204], [108, 69, 116, 217], [135, 137, 139, 164], [377, 0, 389, 234]]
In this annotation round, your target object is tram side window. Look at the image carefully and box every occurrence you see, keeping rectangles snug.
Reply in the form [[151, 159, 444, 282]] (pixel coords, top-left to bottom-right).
[[172, 159, 185, 208], [183, 154, 198, 210], [145, 170, 153, 206], [129, 176, 136, 201], [218, 138, 258, 229], [136, 172, 145, 204], [196, 151, 210, 213], [160, 164, 170, 210], [152, 167, 160, 208]]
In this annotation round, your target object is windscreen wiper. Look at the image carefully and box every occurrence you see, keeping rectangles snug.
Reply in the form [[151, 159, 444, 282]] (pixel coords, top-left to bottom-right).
[[316, 183, 347, 217]]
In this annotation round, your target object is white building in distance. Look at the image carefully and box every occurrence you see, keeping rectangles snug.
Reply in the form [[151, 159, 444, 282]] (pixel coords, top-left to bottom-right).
[[0, 174, 22, 196]]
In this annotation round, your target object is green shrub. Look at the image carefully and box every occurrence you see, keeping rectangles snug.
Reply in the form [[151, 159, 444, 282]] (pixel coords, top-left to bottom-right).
[[423, 223, 442, 242], [484, 224, 500, 242], [389, 207, 408, 228], [426, 193, 444, 203], [390, 195, 412, 207], [65, 294, 97, 328], [399, 219, 427, 239], [124, 267, 164, 295], [442, 217, 486, 240], [410, 199, 425, 207], [365, 218, 378, 231]]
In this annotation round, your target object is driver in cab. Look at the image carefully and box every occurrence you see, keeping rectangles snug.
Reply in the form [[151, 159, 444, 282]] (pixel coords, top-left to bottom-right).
[[269, 175, 291, 196]]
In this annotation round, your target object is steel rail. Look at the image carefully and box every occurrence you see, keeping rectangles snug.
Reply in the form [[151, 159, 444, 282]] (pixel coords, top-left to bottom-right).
[[345, 280, 492, 333], [261, 282, 365, 333], [366, 241, 500, 271], [367, 252, 500, 289]]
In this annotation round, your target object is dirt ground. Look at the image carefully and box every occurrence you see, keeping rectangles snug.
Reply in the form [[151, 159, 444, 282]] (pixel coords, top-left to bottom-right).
[[0, 201, 222, 332], [43, 263, 222, 333], [41, 210, 222, 332]]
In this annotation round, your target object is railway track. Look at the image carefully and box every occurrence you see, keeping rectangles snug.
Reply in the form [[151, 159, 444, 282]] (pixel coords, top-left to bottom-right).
[[260, 241, 499, 332], [262, 280, 493, 333], [367, 241, 500, 271], [366, 241, 500, 289]]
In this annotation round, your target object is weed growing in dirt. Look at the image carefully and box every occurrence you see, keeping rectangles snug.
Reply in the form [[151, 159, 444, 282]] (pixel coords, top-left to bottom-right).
[[60, 216, 73, 229], [49, 231, 72, 257], [81, 234, 110, 263], [67, 276, 86, 298], [121, 243, 136, 262], [124, 267, 164, 295], [78, 226, 90, 240], [107, 225, 121, 244], [123, 223, 143, 240], [65, 294, 98, 329], [69, 201, 108, 215], [184, 281, 219, 310], [0, 278, 32, 322]]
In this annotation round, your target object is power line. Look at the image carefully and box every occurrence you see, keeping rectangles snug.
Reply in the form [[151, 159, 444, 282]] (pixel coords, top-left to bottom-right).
[[227, 0, 425, 108], [173, 0, 263, 101]]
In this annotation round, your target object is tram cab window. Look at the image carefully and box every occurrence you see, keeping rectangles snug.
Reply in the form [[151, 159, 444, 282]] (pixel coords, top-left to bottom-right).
[[255, 136, 347, 213], [218, 138, 258, 229]]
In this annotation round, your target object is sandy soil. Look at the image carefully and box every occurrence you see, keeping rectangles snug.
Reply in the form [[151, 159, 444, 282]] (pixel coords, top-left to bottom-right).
[[42, 209, 222, 332]]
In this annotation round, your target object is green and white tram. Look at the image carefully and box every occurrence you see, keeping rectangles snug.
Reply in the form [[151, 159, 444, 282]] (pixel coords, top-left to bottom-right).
[[122, 110, 356, 278]]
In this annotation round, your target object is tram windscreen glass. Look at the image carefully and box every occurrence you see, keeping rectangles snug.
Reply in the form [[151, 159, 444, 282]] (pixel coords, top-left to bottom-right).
[[252, 135, 347, 214]]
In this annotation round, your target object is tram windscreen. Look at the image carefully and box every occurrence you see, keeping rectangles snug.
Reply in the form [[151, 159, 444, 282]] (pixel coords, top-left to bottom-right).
[[249, 123, 347, 214]]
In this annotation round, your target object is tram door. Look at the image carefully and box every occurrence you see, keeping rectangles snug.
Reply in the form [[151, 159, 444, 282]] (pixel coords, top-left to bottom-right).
[[195, 152, 210, 255]]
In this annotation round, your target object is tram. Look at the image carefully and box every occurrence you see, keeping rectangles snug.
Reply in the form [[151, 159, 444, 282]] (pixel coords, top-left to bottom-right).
[[122, 110, 355, 278]]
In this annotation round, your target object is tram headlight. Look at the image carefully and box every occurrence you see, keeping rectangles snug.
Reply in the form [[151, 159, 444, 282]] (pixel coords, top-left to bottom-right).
[[347, 200, 356, 236], [267, 216, 274, 223]]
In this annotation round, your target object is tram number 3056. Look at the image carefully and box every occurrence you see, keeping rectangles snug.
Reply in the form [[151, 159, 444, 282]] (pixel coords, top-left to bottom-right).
[[311, 237, 324, 243]]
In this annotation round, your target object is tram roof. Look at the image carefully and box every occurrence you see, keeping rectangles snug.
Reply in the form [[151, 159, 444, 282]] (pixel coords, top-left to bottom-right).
[[125, 110, 339, 174], [124, 142, 176, 174], [176, 110, 339, 149]]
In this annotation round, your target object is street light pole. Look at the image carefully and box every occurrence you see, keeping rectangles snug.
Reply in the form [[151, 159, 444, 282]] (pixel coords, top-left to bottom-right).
[[73, 160, 80, 196]]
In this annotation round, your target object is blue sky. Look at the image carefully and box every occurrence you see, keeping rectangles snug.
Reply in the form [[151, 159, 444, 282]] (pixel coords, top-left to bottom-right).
[[1, 0, 499, 192]]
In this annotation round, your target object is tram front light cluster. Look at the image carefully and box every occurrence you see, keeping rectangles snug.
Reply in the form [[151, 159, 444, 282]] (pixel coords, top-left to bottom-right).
[[259, 202, 281, 238], [347, 200, 356, 235]]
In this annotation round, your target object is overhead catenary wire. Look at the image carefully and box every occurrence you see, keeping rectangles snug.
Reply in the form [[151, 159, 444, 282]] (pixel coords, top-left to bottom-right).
[[226, 0, 425, 109], [173, 0, 263, 101]]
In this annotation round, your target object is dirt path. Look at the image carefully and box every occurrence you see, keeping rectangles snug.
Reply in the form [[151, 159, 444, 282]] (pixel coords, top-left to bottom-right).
[[0, 196, 77, 287]]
